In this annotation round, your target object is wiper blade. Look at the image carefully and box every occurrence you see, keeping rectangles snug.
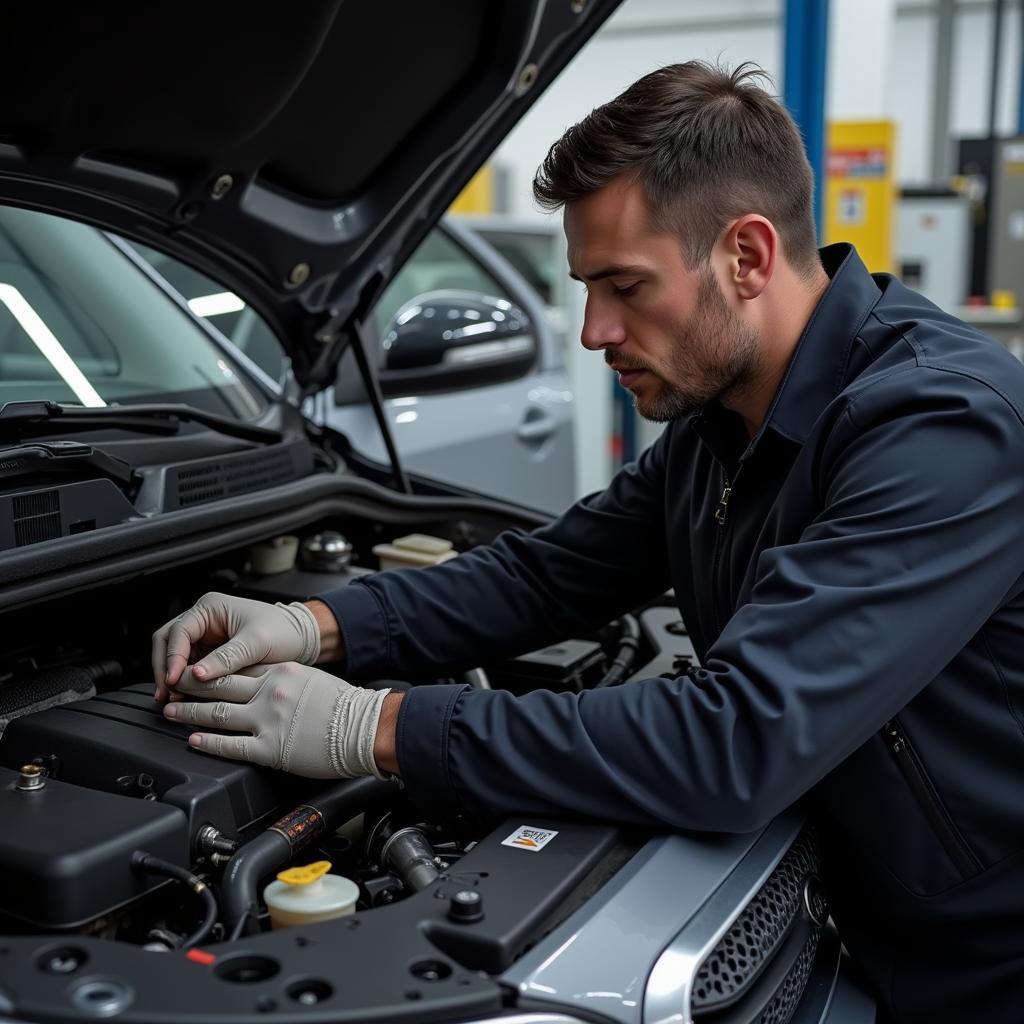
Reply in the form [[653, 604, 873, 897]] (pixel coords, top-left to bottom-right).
[[0, 401, 179, 438], [0, 440, 136, 490], [0, 401, 282, 445]]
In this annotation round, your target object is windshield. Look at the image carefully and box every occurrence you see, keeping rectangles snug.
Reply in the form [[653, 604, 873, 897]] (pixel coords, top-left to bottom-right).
[[0, 206, 264, 419]]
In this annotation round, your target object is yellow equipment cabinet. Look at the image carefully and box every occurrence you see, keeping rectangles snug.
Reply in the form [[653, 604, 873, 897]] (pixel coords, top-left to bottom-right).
[[824, 120, 897, 273], [449, 165, 495, 215]]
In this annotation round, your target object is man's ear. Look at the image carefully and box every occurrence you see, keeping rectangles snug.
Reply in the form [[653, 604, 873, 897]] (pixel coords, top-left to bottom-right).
[[721, 215, 777, 300]]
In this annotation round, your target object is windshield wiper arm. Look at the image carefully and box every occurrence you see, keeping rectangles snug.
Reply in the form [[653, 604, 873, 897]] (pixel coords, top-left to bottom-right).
[[0, 402, 282, 445], [0, 440, 136, 490]]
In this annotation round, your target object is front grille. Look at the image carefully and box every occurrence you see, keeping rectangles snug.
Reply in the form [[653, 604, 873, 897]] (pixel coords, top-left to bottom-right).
[[755, 930, 820, 1024], [692, 827, 821, 1011]]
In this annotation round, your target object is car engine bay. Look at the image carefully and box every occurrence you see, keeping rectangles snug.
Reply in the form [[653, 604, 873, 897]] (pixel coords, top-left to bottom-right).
[[0, 523, 673, 947], [3, 497, 784, 1024]]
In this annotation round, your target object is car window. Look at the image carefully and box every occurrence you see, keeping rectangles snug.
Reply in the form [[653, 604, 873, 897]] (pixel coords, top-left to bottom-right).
[[136, 237, 526, 392], [370, 228, 504, 349], [131, 227, 512, 387], [470, 229, 557, 306], [0, 206, 265, 418], [130, 243, 288, 385]]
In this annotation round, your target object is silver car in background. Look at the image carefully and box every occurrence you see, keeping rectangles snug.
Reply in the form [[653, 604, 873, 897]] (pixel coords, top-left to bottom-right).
[[136, 217, 576, 514]]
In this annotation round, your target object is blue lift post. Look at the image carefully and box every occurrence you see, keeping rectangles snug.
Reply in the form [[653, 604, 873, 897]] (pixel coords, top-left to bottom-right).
[[783, 0, 830, 237]]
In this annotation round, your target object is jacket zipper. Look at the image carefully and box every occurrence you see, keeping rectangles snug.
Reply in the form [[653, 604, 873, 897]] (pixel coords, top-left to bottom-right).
[[714, 481, 732, 525], [710, 467, 741, 636], [884, 719, 982, 877]]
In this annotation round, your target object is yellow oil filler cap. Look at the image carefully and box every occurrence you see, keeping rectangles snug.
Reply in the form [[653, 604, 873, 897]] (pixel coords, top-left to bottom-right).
[[264, 860, 359, 929]]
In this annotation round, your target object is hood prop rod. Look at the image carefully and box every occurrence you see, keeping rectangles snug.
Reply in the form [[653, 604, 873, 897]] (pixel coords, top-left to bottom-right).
[[348, 318, 412, 495]]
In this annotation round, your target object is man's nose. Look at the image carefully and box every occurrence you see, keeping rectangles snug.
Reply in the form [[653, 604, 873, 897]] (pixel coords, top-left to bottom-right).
[[580, 295, 626, 351]]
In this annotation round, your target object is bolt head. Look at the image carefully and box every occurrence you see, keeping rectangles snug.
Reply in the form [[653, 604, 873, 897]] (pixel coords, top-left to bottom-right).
[[516, 63, 539, 96], [45, 954, 79, 974], [17, 764, 44, 790], [288, 262, 311, 287], [211, 174, 234, 198]]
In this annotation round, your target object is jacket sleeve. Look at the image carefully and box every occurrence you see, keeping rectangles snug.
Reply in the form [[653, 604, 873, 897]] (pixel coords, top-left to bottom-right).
[[394, 369, 1024, 830], [317, 426, 674, 680]]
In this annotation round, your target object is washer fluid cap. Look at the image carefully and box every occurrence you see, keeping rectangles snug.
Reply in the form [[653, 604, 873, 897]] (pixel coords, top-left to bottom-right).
[[277, 860, 331, 886], [264, 861, 360, 928]]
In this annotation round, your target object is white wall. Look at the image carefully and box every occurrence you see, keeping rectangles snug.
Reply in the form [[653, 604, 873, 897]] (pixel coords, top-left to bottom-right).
[[829, 0, 898, 120], [888, 7, 937, 183], [950, 4, 1022, 144]]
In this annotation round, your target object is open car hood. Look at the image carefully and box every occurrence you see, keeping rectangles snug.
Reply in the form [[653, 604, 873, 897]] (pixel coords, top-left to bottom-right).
[[0, 0, 619, 393]]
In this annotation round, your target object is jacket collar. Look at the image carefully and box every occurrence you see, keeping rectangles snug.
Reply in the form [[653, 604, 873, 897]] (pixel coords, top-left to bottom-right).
[[763, 243, 881, 446], [693, 243, 881, 467]]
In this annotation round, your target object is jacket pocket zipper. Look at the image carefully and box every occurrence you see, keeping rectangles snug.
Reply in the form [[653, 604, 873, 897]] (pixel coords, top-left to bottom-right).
[[884, 719, 982, 877]]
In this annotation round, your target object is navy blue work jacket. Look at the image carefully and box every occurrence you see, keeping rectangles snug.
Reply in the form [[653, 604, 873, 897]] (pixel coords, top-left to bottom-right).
[[321, 244, 1024, 1021]]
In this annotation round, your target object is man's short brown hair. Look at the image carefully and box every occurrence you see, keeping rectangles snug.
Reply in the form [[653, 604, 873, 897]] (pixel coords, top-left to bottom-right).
[[533, 61, 820, 276]]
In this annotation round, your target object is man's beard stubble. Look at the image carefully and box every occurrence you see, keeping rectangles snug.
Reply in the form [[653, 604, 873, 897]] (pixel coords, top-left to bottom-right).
[[610, 268, 761, 423]]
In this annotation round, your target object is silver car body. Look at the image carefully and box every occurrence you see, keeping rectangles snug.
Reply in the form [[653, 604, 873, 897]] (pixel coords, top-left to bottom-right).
[[324, 218, 576, 514]]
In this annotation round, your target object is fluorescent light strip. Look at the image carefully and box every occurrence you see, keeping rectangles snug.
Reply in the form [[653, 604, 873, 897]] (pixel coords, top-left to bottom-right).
[[0, 283, 106, 407], [188, 292, 245, 318]]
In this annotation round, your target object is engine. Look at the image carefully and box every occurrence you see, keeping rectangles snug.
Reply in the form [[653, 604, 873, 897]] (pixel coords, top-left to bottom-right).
[[0, 678, 312, 933], [0, 521, 681, 952]]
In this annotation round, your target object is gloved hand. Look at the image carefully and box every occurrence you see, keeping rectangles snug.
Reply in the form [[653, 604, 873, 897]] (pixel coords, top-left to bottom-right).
[[152, 593, 320, 702], [163, 662, 392, 779]]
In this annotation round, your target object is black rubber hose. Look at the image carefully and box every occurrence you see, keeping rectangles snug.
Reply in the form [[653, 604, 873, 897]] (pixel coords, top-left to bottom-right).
[[220, 775, 397, 938], [131, 852, 218, 950], [219, 832, 290, 939], [595, 614, 642, 688]]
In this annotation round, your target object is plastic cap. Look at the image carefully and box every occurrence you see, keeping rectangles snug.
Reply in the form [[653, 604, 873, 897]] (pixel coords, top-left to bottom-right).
[[277, 860, 331, 886]]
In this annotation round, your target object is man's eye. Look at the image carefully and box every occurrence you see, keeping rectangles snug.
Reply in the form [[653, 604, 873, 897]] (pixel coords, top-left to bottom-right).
[[613, 282, 639, 297]]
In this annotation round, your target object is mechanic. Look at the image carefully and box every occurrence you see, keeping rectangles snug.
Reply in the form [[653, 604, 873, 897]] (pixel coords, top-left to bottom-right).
[[153, 63, 1024, 1022]]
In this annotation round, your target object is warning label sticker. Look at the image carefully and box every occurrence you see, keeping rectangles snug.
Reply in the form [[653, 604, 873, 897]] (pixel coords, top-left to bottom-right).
[[501, 825, 559, 852]]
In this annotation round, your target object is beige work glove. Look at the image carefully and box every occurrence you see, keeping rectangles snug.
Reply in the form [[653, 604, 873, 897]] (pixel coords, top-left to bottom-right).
[[164, 662, 391, 779], [152, 592, 320, 702]]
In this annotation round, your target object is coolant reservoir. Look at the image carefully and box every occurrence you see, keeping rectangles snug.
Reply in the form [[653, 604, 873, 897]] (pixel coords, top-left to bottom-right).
[[263, 860, 359, 929]]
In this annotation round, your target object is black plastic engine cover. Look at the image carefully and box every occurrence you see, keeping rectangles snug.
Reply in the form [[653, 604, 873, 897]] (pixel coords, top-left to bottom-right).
[[0, 766, 187, 929], [0, 683, 314, 846]]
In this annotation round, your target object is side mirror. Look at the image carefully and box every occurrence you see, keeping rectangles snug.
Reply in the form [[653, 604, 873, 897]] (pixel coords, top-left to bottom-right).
[[377, 289, 537, 397]]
